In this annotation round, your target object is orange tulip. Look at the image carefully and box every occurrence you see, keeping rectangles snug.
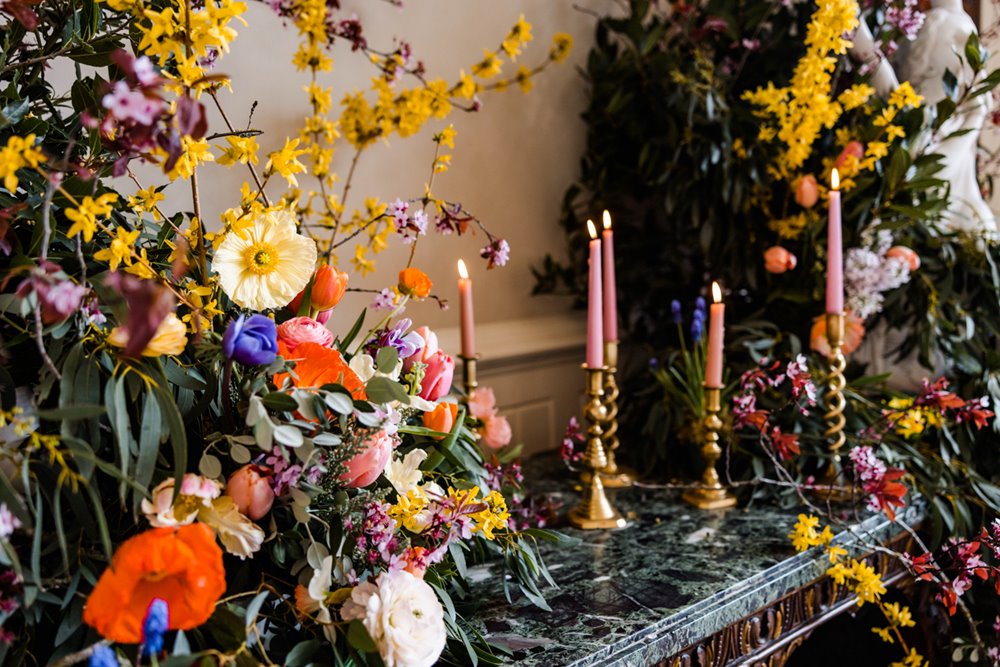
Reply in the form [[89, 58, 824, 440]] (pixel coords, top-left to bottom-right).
[[764, 246, 798, 274], [398, 268, 433, 299], [289, 265, 349, 315], [810, 312, 865, 358], [794, 175, 819, 209], [422, 402, 459, 439], [83, 524, 226, 643], [273, 341, 367, 399]]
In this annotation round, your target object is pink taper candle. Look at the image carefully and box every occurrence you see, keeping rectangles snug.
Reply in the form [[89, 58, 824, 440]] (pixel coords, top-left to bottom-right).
[[826, 168, 844, 314], [601, 210, 618, 342], [586, 220, 604, 368], [456, 259, 475, 358], [705, 281, 725, 388]]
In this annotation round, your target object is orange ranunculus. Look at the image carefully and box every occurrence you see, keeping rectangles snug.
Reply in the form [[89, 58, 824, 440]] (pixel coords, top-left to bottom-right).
[[422, 402, 458, 439], [810, 312, 865, 358], [398, 268, 433, 299], [289, 265, 349, 314], [274, 341, 366, 399], [83, 523, 226, 643]]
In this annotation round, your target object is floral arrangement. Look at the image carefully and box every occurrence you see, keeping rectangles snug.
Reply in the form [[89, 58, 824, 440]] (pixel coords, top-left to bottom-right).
[[0, 0, 574, 664]]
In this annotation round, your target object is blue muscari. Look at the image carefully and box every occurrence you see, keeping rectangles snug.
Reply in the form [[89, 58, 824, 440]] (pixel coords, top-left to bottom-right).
[[141, 598, 169, 658]]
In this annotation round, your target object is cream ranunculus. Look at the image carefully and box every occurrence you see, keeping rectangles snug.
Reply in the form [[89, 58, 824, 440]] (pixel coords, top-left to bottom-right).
[[213, 208, 317, 310], [384, 449, 427, 495], [108, 312, 188, 357], [340, 570, 446, 667]]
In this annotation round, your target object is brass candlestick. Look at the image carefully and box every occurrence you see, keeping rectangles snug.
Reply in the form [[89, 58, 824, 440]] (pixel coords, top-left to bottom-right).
[[822, 312, 847, 481], [682, 386, 737, 510], [568, 365, 627, 530], [459, 354, 479, 401], [599, 340, 635, 488]]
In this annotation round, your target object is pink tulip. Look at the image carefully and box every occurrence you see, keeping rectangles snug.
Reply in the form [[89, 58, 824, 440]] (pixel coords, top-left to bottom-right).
[[226, 465, 275, 520], [404, 325, 439, 371], [887, 246, 920, 272], [277, 316, 334, 352], [835, 141, 865, 170], [794, 175, 819, 209], [764, 246, 798, 274], [481, 415, 512, 450], [419, 350, 455, 401], [341, 430, 394, 488]]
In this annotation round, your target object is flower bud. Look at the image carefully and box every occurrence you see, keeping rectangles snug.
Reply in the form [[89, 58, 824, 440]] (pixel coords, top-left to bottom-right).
[[764, 246, 798, 274], [226, 465, 275, 520], [288, 265, 349, 315], [422, 402, 458, 439], [794, 175, 819, 208]]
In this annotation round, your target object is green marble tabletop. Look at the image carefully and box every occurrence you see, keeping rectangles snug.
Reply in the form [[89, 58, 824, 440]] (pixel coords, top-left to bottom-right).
[[464, 464, 916, 667]]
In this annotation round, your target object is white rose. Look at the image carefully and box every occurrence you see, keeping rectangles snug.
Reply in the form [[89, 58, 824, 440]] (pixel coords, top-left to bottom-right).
[[340, 570, 446, 667]]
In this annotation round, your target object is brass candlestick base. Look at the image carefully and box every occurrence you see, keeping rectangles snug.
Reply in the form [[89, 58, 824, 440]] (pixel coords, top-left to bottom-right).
[[597, 340, 635, 488], [820, 312, 847, 485], [459, 354, 480, 401], [568, 365, 627, 530], [682, 386, 737, 510]]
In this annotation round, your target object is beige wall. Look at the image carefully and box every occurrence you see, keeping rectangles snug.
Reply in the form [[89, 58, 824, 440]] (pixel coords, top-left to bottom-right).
[[136, 0, 614, 336]]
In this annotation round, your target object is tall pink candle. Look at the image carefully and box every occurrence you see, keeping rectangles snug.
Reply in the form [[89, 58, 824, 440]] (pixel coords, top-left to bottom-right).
[[601, 210, 618, 342], [456, 259, 475, 358], [705, 282, 725, 388], [586, 220, 604, 368], [826, 169, 844, 314]]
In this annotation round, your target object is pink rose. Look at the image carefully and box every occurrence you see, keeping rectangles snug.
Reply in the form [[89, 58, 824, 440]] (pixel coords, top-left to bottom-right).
[[277, 316, 334, 352], [419, 350, 455, 401], [342, 430, 394, 488], [468, 387, 497, 421], [887, 246, 920, 272], [794, 175, 819, 209], [764, 246, 797, 274], [481, 415, 512, 450], [226, 464, 275, 520], [404, 325, 439, 370]]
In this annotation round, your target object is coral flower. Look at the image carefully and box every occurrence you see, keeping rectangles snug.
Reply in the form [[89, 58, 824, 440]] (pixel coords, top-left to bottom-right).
[[273, 341, 366, 399], [398, 267, 433, 299], [213, 208, 317, 310], [810, 312, 865, 357], [794, 175, 819, 208], [887, 245, 920, 271], [83, 524, 226, 643], [763, 246, 797, 274]]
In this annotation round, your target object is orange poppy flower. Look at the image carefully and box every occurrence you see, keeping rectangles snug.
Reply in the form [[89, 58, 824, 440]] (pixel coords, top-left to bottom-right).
[[273, 341, 366, 399], [398, 267, 433, 299], [83, 523, 226, 643]]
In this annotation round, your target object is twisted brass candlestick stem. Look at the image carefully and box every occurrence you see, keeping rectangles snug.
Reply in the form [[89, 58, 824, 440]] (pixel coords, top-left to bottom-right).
[[598, 340, 635, 488], [822, 312, 847, 482], [459, 354, 479, 402], [682, 386, 737, 510], [568, 365, 627, 530]]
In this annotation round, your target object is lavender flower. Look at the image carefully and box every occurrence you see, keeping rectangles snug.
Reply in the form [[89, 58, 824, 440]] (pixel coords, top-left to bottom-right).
[[141, 598, 168, 658], [670, 299, 682, 325], [364, 318, 424, 360], [690, 308, 705, 342], [88, 645, 119, 667]]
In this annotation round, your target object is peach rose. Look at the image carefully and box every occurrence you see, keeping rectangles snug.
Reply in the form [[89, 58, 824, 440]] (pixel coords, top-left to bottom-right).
[[887, 246, 920, 272], [468, 386, 497, 421], [342, 430, 395, 488], [277, 316, 334, 352], [226, 465, 275, 521], [481, 414, 512, 450], [422, 402, 458, 439], [810, 312, 865, 358], [764, 246, 798, 274], [794, 175, 819, 209], [419, 350, 455, 401]]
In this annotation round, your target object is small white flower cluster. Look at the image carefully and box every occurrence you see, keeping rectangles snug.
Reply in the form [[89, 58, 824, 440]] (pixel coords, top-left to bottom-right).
[[845, 228, 911, 320]]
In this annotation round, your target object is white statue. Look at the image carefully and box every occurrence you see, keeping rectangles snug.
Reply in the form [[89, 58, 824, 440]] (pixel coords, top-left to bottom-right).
[[849, 0, 994, 389], [896, 0, 997, 234]]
